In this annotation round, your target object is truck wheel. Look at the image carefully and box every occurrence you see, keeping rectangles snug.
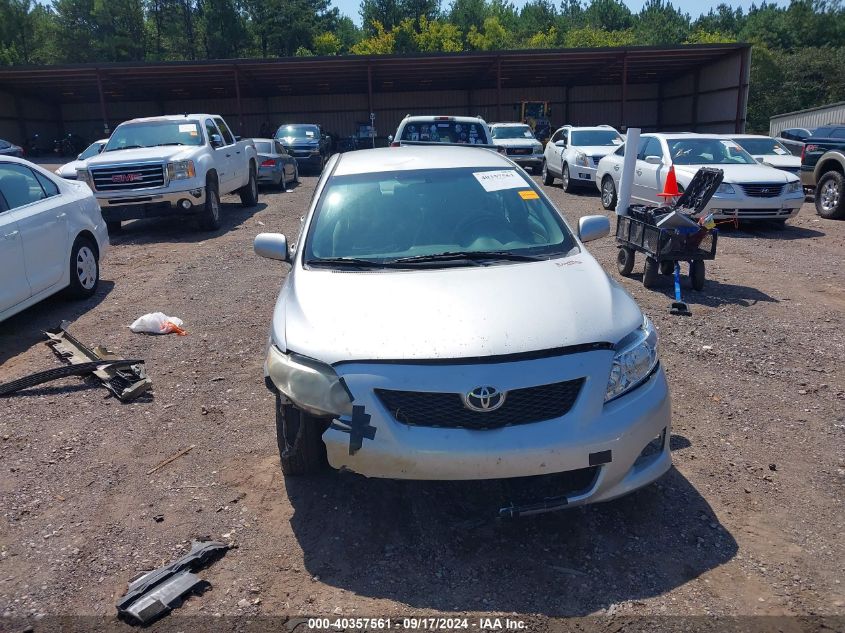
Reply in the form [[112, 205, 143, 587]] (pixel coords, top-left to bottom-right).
[[106, 220, 122, 234], [690, 260, 706, 291], [561, 163, 573, 193], [542, 160, 554, 186], [279, 170, 287, 192], [642, 256, 659, 288], [292, 164, 299, 184], [601, 176, 617, 210], [815, 171, 845, 219], [67, 236, 99, 299], [276, 395, 328, 476], [239, 165, 259, 207], [616, 247, 635, 276], [199, 178, 221, 231]]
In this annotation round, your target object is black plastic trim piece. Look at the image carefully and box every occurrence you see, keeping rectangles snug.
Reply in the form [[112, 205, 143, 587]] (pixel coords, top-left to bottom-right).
[[589, 450, 612, 466]]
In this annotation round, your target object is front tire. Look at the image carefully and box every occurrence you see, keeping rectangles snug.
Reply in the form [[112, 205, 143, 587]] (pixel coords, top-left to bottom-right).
[[643, 256, 659, 288], [815, 171, 845, 219], [601, 176, 618, 210], [561, 163, 573, 193], [276, 395, 328, 475], [239, 165, 259, 207], [198, 177, 221, 231], [542, 160, 554, 186], [617, 247, 635, 276], [67, 236, 99, 299], [690, 260, 706, 291]]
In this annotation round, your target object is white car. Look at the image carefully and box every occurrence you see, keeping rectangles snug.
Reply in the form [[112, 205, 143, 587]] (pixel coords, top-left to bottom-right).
[[0, 156, 108, 322], [253, 145, 671, 516], [542, 125, 624, 192], [390, 115, 494, 146], [596, 133, 805, 223], [489, 123, 544, 173], [727, 134, 802, 177], [55, 139, 108, 180]]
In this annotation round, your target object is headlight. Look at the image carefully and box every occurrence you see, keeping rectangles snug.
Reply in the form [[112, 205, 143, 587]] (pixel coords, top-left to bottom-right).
[[167, 160, 196, 180], [310, 150, 321, 156], [717, 183, 735, 194], [786, 181, 802, 194], [266, 345, 353, 417], [76, 168, 92, 185], [605, 316, 659, 402], [575, 152, 589, 167], [533, 144, 543, 155]]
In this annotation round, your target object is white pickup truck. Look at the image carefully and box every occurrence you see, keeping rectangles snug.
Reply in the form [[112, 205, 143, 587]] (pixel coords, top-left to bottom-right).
[[79, 114, 259, 232]]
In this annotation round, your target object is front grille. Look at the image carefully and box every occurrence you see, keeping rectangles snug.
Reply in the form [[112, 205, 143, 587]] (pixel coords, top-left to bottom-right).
[[375, 378, 584, 430], [592, 156, 602, 165], [506, 147, 533, 155], [90, 163, 165, 192], [739, 183, 784, 198]]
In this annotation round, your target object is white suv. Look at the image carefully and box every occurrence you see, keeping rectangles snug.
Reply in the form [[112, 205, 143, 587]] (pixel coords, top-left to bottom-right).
[[542, 125, 623, 192], [489, 123, 544, 173], [390, 115, 493, 146]]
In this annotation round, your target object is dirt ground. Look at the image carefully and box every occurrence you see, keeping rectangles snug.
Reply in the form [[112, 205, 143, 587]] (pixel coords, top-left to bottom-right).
[[1, 161, 843, 633]]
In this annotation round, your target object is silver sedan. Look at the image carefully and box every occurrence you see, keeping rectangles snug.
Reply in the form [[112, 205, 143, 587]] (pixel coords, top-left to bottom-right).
[[253, 138, 298, 191]]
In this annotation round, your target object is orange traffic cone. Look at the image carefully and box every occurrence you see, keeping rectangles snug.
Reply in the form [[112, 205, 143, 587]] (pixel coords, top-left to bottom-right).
[[658, 165, 680, 198]]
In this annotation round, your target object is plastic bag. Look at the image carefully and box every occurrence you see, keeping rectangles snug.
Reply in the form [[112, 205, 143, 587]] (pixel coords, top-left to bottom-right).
[[129, 312, 187, 335]]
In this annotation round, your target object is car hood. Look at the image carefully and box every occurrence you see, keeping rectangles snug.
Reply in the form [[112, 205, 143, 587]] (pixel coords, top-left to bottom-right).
[[275, 255, 643, 364], [754, 154, 801, 169], [57, 159, 86, 177], [576, 145, 622, 156], [86, 146, 197, 166], [278, 137, 318, 145], [493, 138, 541, 148], [673, 163, 798, 183]]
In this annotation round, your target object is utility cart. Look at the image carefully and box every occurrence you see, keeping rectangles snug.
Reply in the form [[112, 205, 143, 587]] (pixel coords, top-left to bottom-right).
[[615, 167, 722, 291]]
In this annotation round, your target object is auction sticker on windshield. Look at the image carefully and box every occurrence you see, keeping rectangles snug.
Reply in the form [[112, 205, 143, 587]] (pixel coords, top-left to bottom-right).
[[519, 189, 540, 200], [473, 169, 526, 192]]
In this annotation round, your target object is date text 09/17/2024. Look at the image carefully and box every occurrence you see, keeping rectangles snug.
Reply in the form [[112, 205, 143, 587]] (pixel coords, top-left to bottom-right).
[[305, 617, 528, 630]]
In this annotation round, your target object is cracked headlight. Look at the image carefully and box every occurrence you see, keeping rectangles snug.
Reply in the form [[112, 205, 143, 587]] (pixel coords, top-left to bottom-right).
[[167, 160, 196, 180], [786, 181, 802, 194], [575, 152, 589, 167], [605, 316, 659, 402], [716, 183, 735, 195], [266, 345, 353, 417]]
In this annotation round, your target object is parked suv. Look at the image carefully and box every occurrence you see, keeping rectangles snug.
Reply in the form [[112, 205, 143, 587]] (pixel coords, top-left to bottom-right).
[[390, 115, 494, 147], [800, 125, 845, 219], [543, 125, 624, 192], [274, 124, 330, 173], [489, 123, 544, 173]]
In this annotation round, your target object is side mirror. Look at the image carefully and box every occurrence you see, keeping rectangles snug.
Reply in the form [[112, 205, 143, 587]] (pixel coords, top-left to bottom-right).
[[554, 140, 566, 148], [387, 135, 393, 143], [254, 233, 289, 262], [578, 215, 610, 243], [755, 157, 765, 163], [210, 134, 223, 149], [234, 135, 242, 142], [644, 155, 662, 165]]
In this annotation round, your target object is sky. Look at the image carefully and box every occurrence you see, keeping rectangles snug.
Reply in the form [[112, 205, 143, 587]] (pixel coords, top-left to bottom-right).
[[333, 0, 791, 25]]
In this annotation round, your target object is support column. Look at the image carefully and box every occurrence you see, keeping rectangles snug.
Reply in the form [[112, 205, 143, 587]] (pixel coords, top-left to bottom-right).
[[692, 68, 701, 132], [233, 65, 243, 134], [656, 82, 663, 131], [496, 56, 502, 122], [95, 68, 109, 135], [620, 54, 628, 130], [367, 62, 373, 120], [734, 48, 750, 133], [564, 85, 570, 124]]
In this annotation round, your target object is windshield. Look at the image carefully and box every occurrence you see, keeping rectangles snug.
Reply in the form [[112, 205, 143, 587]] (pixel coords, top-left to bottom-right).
[[79, 142, 104, 160], [732, 137, 792, 156], [400, 121, 490, 145], [276, 125, 319, 140], [492, 126, 534, 140], [254, 141, 273, 154], [304, 167, 577, 268], [570, 130, 623, 147], [668, 138, 756, 165], [105, 121, 203, 151]]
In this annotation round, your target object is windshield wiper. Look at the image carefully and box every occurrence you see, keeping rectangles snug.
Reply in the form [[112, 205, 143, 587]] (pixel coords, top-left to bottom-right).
[[390, 251, 544, 264], [305, 257, 399, 269], [106, 145, 144, 152], [154, 142, 185, 147]]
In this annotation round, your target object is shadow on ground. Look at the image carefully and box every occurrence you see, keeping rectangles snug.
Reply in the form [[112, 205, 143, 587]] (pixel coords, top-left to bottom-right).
[[718, 221, 825, 241], [0, 280, 114, 369], [107, 201, 267, 246], [628, 271, 778, 308], [286, 463, 736, 616]]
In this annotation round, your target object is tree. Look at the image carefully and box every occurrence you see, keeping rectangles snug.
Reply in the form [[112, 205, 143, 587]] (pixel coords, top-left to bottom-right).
[[52, 0, 146, 63], [634, 0, 690, 46], [313, 31, 342, 55], [563, 25, 636, 47], [350, 20, 396, 54], [360, 0, 403, 33], [466, 15, 511, 50], [526, 26, 560, 48], [448, 0, 488, 35], [197, 0, 248, 59], [0, 0, 55, 64], [583, 0, 633, 31], [416, 16, 463, 51]]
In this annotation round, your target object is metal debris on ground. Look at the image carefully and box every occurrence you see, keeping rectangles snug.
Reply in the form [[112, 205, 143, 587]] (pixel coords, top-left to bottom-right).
[[45, 321, 151, 401], [0, 360, 143, 397], [146, 444, 196, 475], [116, 540, 230, 625]]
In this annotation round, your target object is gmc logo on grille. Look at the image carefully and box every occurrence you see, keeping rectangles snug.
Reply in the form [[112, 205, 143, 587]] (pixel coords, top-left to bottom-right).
[[111, 173, 143, 183]]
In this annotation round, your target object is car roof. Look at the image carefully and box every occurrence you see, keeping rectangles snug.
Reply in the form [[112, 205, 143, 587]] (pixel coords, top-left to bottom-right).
[[402, 115, 487, 124], [333, 146, 509, 176], [723, 134, 777, 139], [489, 122, 530, 127], [122, 115, 215, 124], [251, 137, 277, 143]]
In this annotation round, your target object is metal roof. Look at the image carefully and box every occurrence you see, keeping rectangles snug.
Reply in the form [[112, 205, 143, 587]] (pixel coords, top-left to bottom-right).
[[0, 44, 748, 104]]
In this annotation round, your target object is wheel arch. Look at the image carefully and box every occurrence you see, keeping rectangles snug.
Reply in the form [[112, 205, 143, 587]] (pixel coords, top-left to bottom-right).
[[815, 152, 845, 180], [74, 229, 100, 259]]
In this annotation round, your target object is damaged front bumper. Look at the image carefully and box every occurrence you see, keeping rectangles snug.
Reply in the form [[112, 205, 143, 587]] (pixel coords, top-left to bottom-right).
[[315, 350, 671, 511]]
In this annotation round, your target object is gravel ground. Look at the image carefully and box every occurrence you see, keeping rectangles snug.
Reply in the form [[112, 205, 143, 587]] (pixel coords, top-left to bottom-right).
[[0, 163, 843, 632]]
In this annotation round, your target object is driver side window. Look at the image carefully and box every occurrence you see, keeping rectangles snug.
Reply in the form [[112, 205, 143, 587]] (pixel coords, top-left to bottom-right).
[[550, 129, 563, 143], [205, 120, 220, 145]]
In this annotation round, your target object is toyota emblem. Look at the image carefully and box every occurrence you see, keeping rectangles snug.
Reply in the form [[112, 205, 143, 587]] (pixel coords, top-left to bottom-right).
[[462, 386, 506, 413]]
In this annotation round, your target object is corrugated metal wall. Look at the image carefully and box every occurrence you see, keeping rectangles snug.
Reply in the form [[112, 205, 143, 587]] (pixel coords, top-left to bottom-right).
[[1, 49, 750, 147], [769, 101, 845, 135]]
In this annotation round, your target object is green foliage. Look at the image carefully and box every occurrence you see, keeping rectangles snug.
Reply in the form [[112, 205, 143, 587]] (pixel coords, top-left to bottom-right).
[[467, 15, 511, 50], [563, 26, 636, 48], [685, 29, 736, 44], [313, 31, 342, 55]]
